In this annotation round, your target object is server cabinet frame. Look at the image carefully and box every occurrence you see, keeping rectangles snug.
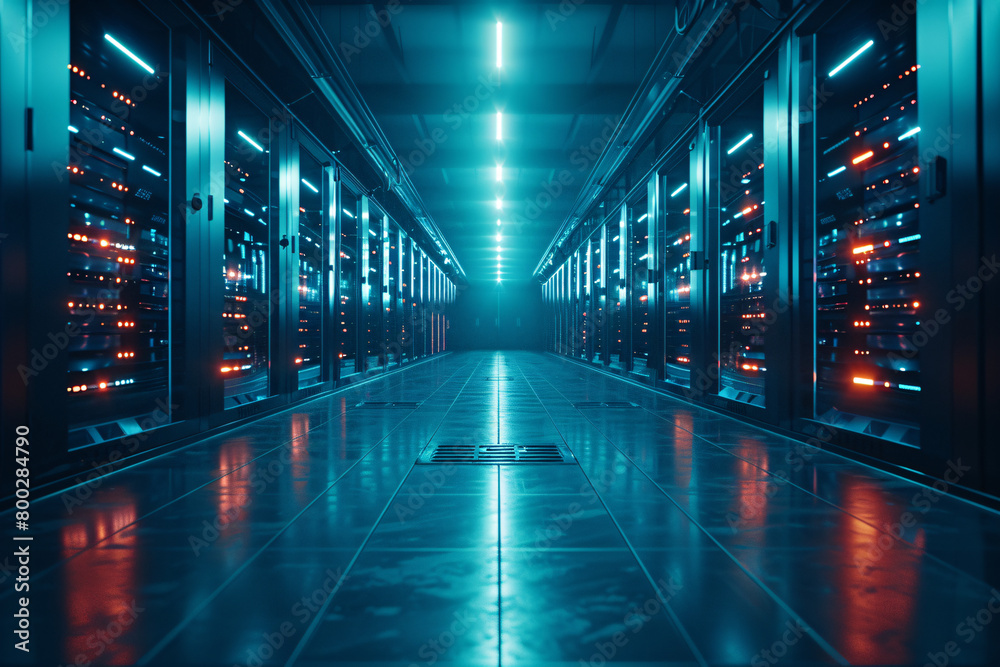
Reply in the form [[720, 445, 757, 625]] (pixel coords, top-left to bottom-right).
[[6, 0, 214, 473], [790, 0, 984, 487], [210, 51, 287, 420], [287, 131, 338, 398]]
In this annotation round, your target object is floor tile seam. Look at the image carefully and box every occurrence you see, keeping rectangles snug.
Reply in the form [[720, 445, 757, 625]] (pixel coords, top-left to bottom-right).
[[531, 360, 850, 667], [509, 357, 710, 667], [283, 355, 492, 667], [136, 356, 483, 667]]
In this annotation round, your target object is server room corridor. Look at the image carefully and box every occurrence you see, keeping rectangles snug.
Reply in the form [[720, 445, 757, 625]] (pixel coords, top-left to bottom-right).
[[3, 0, 1000, 665], [2, 351, 997, 666]]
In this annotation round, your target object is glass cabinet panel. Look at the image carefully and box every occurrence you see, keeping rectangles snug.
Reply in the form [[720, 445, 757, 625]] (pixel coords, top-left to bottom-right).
[[631, 200, 651, 373], [66, 0, 172, 445], [222, 84, 272, 408], [664, 159, 692, 387], [718, 87, 766, 402], [814, 0, 922, 443], [296, 150, 324, 389], [365, 205, 383, 371], [576, 249, 588, 359], [608, 211, 626, 368], [400, 233, 411, 362], [590, 229, 605, 363], [338, 190, 359, 376], [384, 223, 398, 365], [419, 252, 429, 357]]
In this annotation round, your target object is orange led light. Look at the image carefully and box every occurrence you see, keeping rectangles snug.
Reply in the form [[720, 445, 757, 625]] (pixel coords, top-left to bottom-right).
[[852, 151, 874, 165]]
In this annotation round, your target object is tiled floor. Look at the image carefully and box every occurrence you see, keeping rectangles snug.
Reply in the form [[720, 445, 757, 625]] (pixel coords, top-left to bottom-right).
[[5, 351, 1000, 666]]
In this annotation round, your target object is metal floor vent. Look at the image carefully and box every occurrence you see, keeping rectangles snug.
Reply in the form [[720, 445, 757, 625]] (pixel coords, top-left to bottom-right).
[[574, 401, 640, 409], [418, 443, 575, 465], [354, 401, 421, 409]]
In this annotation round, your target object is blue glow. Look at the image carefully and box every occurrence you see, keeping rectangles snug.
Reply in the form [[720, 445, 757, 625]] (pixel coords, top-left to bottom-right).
[[827, 166, 847, 177], [68, 125, 79, 133], [637, 213, 648, 223], [301, 178, 318, 193], [496, 22, 503, 68], [342, 208, 355, 218], [671, 183, 688, 198], [104, 34, 155, 74], [237, 130, 264, 152], [243, 208, 255, 217], [898, 127, 921, 141], [898, 233, 921, 244], [727, 133, 753, 155], [113, 147, 135, 161], [142, 165, 161, 177], [829, 39, 874, 77], [899, 384, 921, 392]]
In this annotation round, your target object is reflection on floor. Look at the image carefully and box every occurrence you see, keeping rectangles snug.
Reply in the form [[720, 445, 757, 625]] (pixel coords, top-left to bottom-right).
[[5, 351, 1000, 666]]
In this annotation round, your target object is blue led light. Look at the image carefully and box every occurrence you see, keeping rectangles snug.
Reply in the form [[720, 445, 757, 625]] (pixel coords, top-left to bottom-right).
[[727, 133, 753, 155], [237, 130, 264, 152], [104, 34, 155, 74], [829, 40, 874, 77]]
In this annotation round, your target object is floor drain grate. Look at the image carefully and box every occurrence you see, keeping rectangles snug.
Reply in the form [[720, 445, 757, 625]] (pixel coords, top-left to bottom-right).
[[418, 443, 575, 465], [354, 401, 421, 409], [574, 401, 641, 409]]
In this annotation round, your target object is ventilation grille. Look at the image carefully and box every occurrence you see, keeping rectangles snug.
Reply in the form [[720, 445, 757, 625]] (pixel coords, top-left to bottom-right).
[[418, 443, 574, 465], [354, 401, 421, 409], [574, 401, 640, 409]]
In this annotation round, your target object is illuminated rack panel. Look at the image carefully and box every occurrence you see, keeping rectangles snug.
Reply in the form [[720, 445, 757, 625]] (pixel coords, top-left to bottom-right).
[[664, 161, 692, 387], [297, 150, 324, 389], [339, 193, 359, 375], [590, 229, 604, 362], [719, 87, 766, 402], [419, 252, 429, 357], [631, 205, 650, 373], [608, 212, 626, 368], [366, 208, 383, 370], [815, 0, 921, 444], [222, 84, 272, 407], [384, 224, 397, 365], [400, 233, 411, 361], [66, 1, 171, 446]]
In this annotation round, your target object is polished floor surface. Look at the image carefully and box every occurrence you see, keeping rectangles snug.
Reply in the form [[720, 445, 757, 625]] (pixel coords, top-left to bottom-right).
[[5, 351, 1000, 666]]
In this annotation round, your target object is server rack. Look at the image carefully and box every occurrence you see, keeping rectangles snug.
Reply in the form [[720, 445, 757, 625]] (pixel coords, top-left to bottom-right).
[[538, 0, 994, 496], [0, 0, 459, 489]]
